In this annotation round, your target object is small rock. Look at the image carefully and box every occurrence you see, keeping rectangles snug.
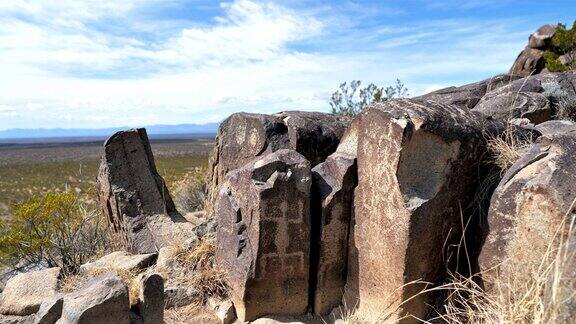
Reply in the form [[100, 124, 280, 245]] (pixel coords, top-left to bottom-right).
[[0, 267, 61, 316], [79, 251, 157, 274], [59, 275, 130, 324], [34, 297, 63, 324], [138, 273, 164, 324], [208, 298, 236, 324]]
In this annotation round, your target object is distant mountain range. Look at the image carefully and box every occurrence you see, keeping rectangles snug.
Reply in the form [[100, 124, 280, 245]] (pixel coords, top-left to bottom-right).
[[0, 123, 219, 139]]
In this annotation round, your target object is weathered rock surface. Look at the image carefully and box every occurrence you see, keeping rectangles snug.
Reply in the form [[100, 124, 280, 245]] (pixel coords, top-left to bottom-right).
[[79, 251, 157, 274], [137, 273, 164, 324], [206, 112, 347, 216], [97, 128, 195, 253], [208, 298, 236, 324], [350, 99, 500, 321], [59, 275, 130, 324], [479, 123, 576, 286], [0, 315, 33, 324], [414, 74, 518, 109], [528, 24, 557, 49], [0, 267, 61, 316], [310, 152, 357, 315], [215, 149, 312, 322], [472, 91, 552, 123], [511, 24, 559, 76], [35, 297, 63, 324], [163, 287, 200, 309]]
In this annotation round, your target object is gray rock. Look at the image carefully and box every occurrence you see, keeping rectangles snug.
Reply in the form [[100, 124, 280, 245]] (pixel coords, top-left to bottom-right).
[[79, 251, 157, 274], [510, 47, 545, 77], [215, 149, 312, 322], [206, 112, 348, 217], [472, 91, 552, 124], [528, 24, 557, 49], [535, 120, 576, 136], [137, 273, 164, 324], [97, 128, 195, 254], [414, 74, 519, 109], [310, 152, 357, 315], [164, 287, 200, 309], [35, 297, 63, 324], [0, 268, 61, 316], [59, 275, 130, 324], [0, 315, 33, 324]]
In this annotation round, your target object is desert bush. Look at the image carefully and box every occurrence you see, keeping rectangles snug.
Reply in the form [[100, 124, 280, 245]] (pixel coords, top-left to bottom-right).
[[543, 50, 569, 72], [173, 168, 206, 213], [544, 20, 576, 71], [0, 191, 123, 275], [330, 79, 408, 116]]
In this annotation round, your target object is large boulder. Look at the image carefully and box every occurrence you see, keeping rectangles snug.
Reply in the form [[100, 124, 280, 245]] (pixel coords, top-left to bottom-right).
[[510, 47, 545, 77], [349, 99, 500, 321], [414, 74, 519, 109], [137, 273, 164, 324], [472, 92, 552, 123], [310, 152, 357, 315], [206, 112, 347, 216], [215, 149, 312, 322], [528, 24, 557, 49], [59, 275, 130, 324], [79, 251, 157, 274], [0, 267, 61, 316], [479, 122, 576, 288], [97, 128, 194, 253]]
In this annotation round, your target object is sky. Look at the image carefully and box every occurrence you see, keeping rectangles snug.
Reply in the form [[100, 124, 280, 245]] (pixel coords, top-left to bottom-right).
[[0, 0, 575, 130]]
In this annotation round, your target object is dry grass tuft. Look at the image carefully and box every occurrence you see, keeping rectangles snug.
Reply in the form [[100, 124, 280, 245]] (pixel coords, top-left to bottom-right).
[[172, 168, 206, 213], [486, 129, 533, 172]]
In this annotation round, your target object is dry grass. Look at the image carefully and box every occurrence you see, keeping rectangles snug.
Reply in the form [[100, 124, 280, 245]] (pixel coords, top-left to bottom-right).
[[172, 168, 207, 213], [486, 129, 534, 172], [164, 302, 219, 324]]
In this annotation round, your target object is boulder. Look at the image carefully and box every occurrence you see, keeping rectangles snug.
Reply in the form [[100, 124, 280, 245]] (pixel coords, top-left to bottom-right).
[[528, 24, 557, 49], [206, 112, 347, 216], [207, 298, 236, 324], [164, 287, 200, 308], [0, 267, 61, 316], [472, 92, 552, 123], [97, 128, 195, 254], [0, 315, 33, 324], [482, 77, 544, 101], [35, 297, 63, 324], [137, 273, 164, 324], [310, 152, 357, 315], [479, 123, 576, 287], [510, 47, 545, 77], [414, 74, 518, 109], [59, 275, 130, 324], [79, 251, 157, 274], [350, 99, 500, 321], [215, 149, 311, 322]]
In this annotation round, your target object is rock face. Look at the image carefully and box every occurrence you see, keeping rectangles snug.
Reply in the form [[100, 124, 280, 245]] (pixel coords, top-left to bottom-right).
[[0, 267, 61, 316], [79, 251, 157, 274], [510, 24, 558, 76], [59, 275, 130, 324], [215, 149, 312, 322], [35, 297, 63, 324], [137, 273, 164, 324], [206, 112, 347, 216], [350, 99, 499, 321], [472, 92, 551, 123], [97, 128, 194, 253], [310, 152, 357, 315], [414, 74, 518, 109], [479, 123, 576, 286]]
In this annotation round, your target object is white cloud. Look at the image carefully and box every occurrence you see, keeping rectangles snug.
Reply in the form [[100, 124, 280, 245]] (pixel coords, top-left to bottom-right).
[[0, 0, 531, 130]]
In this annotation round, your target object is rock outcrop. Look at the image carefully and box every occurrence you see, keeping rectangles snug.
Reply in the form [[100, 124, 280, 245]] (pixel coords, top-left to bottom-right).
[[215, 149, 312, 322], [349, 99, 501, 321], [0, 267, 61, 316], [97, 128, 195, 253], [510, 24, 557, 76], [79, 251, 157, 274], [479, 122, 576, 286], [206, 112, 348, 216], [137, 273, 164, 324], [310, 152, 357, 315]]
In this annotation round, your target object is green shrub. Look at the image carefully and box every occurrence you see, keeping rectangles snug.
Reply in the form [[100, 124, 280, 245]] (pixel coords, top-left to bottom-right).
[[544, 51, 569, 72], [0, 192, 119, 274], [551, 21, 576, 55]]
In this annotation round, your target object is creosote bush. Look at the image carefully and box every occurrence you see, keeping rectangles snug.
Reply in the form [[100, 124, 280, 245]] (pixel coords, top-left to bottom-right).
[[544, 20, 576, 72], [0, 191, 123, 275]]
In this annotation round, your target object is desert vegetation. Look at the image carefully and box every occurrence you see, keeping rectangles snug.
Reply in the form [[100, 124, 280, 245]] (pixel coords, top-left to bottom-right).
[[329, 79, 408, 116], [544, 21, 576, 72]]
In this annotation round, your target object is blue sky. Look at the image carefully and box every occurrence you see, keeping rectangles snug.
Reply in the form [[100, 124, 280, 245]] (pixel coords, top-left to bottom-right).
[[0, 0, 574, 130]]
